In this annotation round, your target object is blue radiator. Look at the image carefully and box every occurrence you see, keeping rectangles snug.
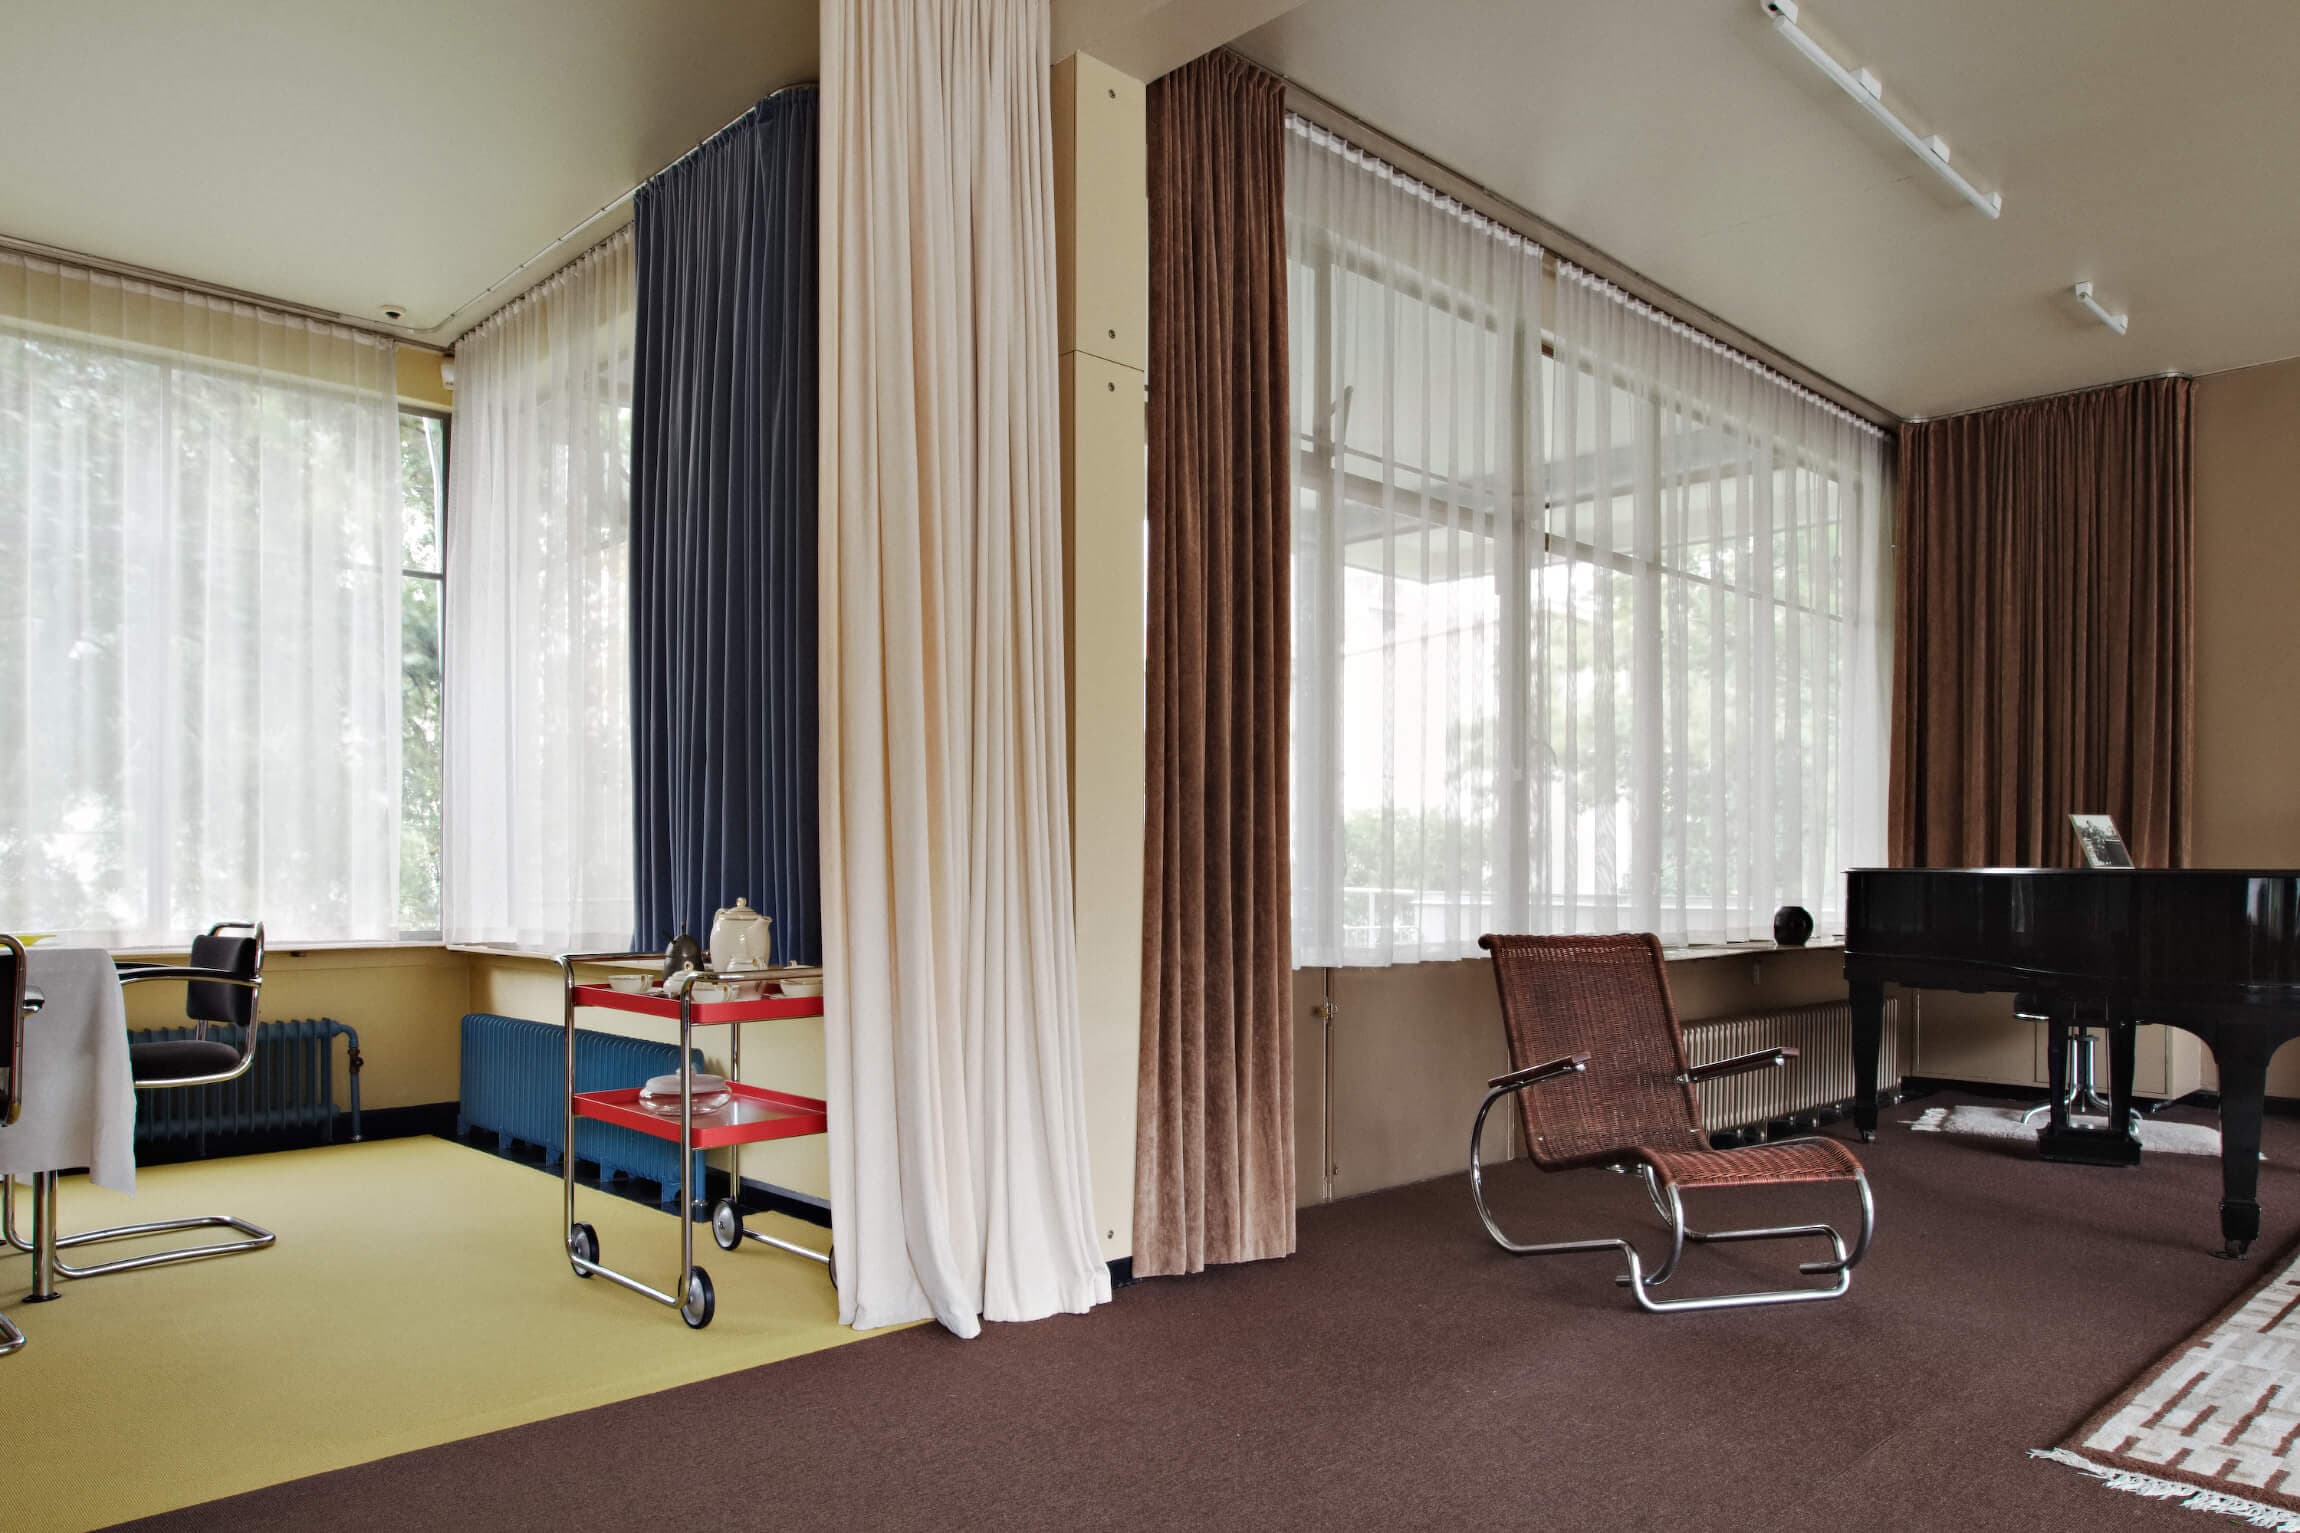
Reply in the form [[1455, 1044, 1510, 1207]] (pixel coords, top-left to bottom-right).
[[457, 1013, 704, 1206], [131, 1018, 361, 1149]]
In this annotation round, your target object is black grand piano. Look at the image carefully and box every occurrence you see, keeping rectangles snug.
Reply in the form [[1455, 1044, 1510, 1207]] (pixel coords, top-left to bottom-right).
[[1846, 867, 2300, 1258]]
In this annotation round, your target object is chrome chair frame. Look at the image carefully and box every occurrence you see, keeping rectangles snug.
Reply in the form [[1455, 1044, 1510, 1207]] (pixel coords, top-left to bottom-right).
[[3, 922, 276, 1286], [1468, 1048, 1875, 1313], [1, 934, 36, 1354]]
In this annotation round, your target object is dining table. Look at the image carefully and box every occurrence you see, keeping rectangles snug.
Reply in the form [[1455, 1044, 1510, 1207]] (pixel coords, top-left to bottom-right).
[[0, 946, 137, 1300]]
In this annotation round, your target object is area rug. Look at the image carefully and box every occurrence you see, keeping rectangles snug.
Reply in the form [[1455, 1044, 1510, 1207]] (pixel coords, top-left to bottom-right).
[[2035, 1238, 2300, 1529], [1909, 1103, 2224, 1157]]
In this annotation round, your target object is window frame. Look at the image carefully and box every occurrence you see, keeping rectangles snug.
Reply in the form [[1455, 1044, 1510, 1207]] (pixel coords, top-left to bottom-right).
[[1290, 225, 1877, 958], [397, 404, 450, 944]]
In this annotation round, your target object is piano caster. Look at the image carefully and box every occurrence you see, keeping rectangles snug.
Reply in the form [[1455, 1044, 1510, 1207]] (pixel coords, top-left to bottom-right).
[[2218, 1240, 2254, 1262]]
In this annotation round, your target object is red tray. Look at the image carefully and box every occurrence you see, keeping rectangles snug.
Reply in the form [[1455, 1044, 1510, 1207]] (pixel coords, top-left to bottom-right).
[[573, 1082, 828, 1149], [571, 983, 824, 1026]]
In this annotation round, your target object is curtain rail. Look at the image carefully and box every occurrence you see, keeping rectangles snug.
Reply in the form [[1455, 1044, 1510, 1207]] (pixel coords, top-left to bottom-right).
[[0, 232, 443, 354], [1274, 71, 1901, 434]]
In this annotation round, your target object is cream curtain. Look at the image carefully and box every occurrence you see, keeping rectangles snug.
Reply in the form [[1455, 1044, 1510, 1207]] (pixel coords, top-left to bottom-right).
[[442, 231, 637, 951], [0, 250, 402, 945], [818, 0, 1109, 1335]]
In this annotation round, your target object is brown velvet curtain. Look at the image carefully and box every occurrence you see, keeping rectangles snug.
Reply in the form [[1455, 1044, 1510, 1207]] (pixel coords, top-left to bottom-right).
[[1134, 52, 1294, 1278], [1889, 376, 2194, 868]]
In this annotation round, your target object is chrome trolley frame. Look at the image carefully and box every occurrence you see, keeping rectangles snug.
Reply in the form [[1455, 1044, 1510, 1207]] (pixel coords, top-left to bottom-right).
[[555, 953, 831, 1329]]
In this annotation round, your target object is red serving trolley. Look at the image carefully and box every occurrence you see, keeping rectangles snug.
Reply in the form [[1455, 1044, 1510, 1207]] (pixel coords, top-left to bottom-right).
[[555, 952, 831, 1327]]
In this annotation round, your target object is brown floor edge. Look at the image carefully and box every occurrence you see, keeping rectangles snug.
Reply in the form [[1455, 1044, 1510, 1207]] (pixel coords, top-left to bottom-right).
[[106, 1095, 2300, 1533]]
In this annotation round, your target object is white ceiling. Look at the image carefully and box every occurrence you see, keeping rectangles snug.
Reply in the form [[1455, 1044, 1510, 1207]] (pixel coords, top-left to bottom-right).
[[7, 0, 2296, 414], [1238, 0, 2300, 418], [0, 0, 818, 344]]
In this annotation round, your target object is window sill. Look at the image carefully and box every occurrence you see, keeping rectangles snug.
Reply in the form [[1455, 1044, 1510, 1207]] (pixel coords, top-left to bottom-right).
[[1659, 937, 1844, 963]]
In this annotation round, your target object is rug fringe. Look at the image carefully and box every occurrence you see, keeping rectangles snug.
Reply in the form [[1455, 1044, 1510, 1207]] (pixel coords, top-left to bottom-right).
[[1909, 1107, 1948, 1133], [2032, 1448, 2300, 1531]]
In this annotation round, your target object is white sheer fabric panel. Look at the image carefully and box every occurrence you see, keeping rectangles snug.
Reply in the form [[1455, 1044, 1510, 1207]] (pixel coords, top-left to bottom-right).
[[0, 251, 402, 946], [820, 0, 1111, 1337], [1287, 121, 1890, 963], [1543, 264, 1888, 947], [443, 231, 637, 950], [1287, 121, 1544, 967]]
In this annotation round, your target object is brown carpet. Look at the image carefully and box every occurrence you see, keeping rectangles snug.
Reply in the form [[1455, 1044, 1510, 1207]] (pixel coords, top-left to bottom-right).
[[111, 1096, 2300, 1532]]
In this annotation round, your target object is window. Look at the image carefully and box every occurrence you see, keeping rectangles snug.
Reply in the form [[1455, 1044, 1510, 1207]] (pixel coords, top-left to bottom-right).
[[0, 249, 409, 946], [400, 412, 447, 938], [1285, 121, 1888, 966]]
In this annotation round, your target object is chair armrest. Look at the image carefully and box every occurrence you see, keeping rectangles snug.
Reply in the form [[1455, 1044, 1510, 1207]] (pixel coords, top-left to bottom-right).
[[1679, 1046, 1798, 1085], [114, 966, 259, 990], [1488, 1053, 1591, 1091]]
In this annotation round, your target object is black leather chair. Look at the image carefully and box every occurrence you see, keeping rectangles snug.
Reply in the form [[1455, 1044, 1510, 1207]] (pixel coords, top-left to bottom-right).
[[0, 934, 36, 1354], [5, 922, 276, 1283]]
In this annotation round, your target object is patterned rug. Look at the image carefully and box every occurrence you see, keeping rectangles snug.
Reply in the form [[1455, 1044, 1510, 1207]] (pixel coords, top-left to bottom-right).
[[2037, 1240, 2300, 1529], [1910, 1103, 2225, 1157]]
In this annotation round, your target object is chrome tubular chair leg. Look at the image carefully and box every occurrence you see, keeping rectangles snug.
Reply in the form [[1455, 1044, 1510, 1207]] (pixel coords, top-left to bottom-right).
[[1, 1171, 272, 1279], [1473, 1091, 1874, 1312], [1469, 1085, 1632, 1264], [0, 1310, 22, 1355]]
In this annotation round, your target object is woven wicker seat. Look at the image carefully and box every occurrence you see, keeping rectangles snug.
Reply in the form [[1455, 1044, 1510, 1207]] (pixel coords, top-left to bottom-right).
[[1469, 932, 1875, 1312]]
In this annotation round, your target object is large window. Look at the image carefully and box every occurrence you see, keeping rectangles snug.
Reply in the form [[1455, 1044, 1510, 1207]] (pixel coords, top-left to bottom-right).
[[1286, 121, 1888, 965], [0, 249, 409, 946]]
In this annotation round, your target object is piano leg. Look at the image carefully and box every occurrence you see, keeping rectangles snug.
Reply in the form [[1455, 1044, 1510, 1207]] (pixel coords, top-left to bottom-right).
[[2206, 1027, 2273, 1260], [2105, 1020, 2137, 1141], [1849, 980, 1884, 1142]]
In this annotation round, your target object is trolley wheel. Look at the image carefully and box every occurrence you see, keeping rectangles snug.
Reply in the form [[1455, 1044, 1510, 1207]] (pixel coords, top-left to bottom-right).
[[681, 1265, 716, 1329], [568, 1222, 599, 1276], [711, 1198, 745, 1252]]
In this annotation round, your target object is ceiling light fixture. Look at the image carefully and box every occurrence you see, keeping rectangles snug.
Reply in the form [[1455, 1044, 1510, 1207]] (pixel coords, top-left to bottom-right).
[[2072, 281, 2129, 336], [1758, 0, 2003, 219]]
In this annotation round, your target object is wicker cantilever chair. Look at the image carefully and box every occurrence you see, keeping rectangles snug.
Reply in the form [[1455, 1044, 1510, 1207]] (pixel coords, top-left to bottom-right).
[[1471, 933, 1873, 1312]]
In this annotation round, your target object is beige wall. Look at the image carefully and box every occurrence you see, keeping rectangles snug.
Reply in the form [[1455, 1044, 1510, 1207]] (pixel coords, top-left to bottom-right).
[[396, 345, 452, 411], [2195, 356, 2300, 1095]]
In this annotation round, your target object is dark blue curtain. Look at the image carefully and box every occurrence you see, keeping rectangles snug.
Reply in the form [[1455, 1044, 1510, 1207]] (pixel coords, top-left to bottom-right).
[[629, 88, 820, 960]]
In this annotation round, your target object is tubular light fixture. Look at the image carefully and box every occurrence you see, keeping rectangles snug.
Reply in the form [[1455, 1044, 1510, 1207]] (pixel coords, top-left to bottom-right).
[[1759, 0, 2003, 218], [2072, 281, 2129, 335]]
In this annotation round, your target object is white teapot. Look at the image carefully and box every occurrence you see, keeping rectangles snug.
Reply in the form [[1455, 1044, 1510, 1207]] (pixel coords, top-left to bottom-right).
[[709, 898, 773, 973]]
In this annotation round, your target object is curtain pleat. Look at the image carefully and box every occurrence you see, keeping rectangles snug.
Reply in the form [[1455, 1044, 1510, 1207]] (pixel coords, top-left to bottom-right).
[[819, 0, 1109, 1335], [444, 231, 636, 950], [629, 89, 822, 959], [1134, 52, 1296, 1279], [1889, 377, 2194, 868]]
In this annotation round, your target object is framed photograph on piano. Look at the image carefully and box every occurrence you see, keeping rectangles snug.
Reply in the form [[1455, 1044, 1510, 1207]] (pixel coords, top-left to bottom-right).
[[2068, 813, 2134, 868]]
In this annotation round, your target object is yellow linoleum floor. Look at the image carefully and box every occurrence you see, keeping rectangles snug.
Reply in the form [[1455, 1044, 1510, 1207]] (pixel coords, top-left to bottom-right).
[[0, 1136, 890, 1533]]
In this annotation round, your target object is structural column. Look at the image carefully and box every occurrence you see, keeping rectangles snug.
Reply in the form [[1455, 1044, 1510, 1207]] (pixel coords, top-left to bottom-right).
[[1052, 51, 1148, 1268]]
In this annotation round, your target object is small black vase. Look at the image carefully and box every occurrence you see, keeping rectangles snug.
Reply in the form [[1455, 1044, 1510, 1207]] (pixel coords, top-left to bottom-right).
[[1772, 905, 1814, 947]]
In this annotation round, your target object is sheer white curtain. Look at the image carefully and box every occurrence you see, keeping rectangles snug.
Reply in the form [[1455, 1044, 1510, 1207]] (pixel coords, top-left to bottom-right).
[[1287, 120, 1545, 967], [820, 0, 1109, 1336], [443, 231, 636, 950], [1542, 263, 1888, 947], [1288, 123, 1890, 963], [0, 250, 403, 946]]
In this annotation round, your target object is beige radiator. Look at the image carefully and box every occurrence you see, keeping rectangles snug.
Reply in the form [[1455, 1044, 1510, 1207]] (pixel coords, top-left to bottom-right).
[[1681, 999, 1911, 1135]]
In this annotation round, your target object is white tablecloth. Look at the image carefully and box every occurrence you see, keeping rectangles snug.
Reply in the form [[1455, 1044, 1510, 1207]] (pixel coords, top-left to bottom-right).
[[0, 947, 136, 1191]]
